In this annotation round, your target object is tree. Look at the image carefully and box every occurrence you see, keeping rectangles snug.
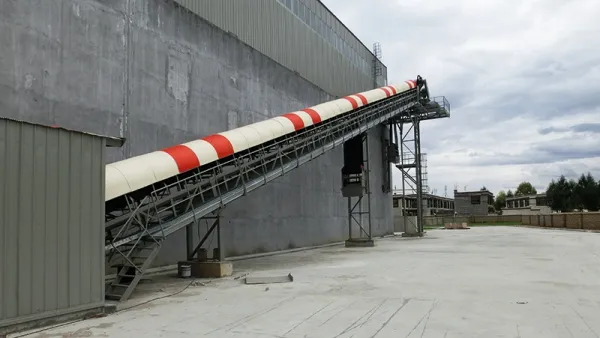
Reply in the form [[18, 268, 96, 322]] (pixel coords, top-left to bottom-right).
[[494, 190, 506, 212], [515, 182, 537, 196], [546, 176, 576, 212], [568, 179, 578, 210], [506, 190, 514, 198], [546, 179, 556, 210], [574, 172, 599, 211], [598, 177, 600, 209], [539, 172, 600, 212]]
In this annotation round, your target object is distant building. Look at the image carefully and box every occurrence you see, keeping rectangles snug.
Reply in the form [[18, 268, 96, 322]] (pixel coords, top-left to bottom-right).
[[454, 189, 494, 216], [503, 193, 551, 215], [393, 193, 455, 216]]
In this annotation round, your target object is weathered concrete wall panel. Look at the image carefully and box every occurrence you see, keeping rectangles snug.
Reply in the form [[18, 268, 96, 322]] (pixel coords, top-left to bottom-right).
[[0, 0, 127, 158]]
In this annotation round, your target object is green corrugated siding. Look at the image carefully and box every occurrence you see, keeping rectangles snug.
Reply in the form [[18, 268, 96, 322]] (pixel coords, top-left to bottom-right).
[[174, 0, 387, 96], [0, 119, 105, 328]]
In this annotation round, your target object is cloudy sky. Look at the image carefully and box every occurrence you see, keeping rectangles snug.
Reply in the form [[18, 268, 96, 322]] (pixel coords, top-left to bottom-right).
[[322, 0, 600, 197]]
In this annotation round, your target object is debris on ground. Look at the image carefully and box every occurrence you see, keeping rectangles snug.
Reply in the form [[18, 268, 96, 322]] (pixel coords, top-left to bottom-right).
[[191, 280, 208, 287], [234, 273, 249, 280], [444, 222, 470, 230], [245, 273, 294, 285]]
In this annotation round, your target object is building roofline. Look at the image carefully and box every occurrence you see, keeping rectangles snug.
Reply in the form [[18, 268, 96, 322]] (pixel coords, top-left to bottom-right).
[[393, 193, 455, 201], [454, 190, 494, 196], [316, 0, 384, 67], [506, 193, 547, 200]]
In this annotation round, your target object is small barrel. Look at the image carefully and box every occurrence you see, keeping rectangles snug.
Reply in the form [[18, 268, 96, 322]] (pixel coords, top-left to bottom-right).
[[178, 264, 191, 278]]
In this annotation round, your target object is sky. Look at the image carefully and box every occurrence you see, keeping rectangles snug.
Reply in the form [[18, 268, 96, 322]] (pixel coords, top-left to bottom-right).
[[322, 0, 600, 197]]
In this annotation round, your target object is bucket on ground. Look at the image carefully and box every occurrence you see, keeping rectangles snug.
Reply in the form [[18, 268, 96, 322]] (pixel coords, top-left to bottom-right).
[[178, 264, 191, 278]]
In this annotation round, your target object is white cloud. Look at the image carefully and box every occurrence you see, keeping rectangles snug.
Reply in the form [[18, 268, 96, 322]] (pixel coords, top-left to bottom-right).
[[322, 0, 600, 195]]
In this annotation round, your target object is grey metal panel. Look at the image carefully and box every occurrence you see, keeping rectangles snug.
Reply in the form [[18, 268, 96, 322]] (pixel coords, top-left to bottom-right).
[[31, 126, 46, 314], [0, 119, 105, 328], [4, 122, 19, 320], [56, 130, 70, 311], [172, 0, 387, 96], [0, 93, 4, 322], [44, 129, 60, 312]]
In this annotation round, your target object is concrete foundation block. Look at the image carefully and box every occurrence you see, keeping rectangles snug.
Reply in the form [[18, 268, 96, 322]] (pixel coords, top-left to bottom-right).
[[103, 303, 117, 314], [345, 238, 375, 247], [178, 260, 233, 278], [444, 223, 470, 230]]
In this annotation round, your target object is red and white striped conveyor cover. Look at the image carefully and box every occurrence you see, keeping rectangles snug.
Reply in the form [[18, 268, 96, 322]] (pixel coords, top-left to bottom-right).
[[105, 80, 418, 201]]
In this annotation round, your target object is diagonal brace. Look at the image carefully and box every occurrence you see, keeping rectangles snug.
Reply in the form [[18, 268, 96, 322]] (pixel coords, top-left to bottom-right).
[[187, 216, 220, 260]]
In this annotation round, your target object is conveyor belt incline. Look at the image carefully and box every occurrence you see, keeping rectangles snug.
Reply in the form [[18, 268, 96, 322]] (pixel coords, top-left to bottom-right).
[[103, 75, 450, 301]]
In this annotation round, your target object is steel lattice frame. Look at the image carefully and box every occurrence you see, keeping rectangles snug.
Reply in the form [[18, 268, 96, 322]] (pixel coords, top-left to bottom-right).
[[186, 210, 222, 261], [394, 118, 423, 234], [390, 96, 451, 235]]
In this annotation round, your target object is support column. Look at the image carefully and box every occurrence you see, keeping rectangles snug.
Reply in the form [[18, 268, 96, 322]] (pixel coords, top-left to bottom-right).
[[186, 223, 194, 261], [365, 133, 373, 241], [342, 133, 374, 247], [394, 116, 425, 237], [216, 215, 223, 261], [414, 119, 424, 234]]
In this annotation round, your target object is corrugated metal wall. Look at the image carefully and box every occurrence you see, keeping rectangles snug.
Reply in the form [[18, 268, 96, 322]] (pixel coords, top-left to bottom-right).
[[0, 119, 105, 328], [174, 0, 387, 96]]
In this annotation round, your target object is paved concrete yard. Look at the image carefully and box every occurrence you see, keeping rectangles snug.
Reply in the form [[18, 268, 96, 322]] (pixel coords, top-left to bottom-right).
[[18, 227, 600, 337]]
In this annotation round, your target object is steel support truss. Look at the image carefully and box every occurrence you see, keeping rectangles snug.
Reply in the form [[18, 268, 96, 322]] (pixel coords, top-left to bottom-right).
[[186, 210, 223, 261], [387, 87, 452, 237], [104, 76, 447, 301], [392, 118, 424, 236]]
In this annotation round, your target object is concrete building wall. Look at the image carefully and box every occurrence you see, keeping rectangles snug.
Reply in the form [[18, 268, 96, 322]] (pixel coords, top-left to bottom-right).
[[0, 0, 393, 266], [454, 191, 493, 216], [394, 215, 417, 233], [502, 206, 552, 216], [503, 194, 551, 215], [0, 118, 106, 331], [393, 194, 454, 217]]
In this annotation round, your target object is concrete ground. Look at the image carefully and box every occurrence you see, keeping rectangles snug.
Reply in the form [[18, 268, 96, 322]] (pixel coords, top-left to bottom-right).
[[14, 226, 600, 337]]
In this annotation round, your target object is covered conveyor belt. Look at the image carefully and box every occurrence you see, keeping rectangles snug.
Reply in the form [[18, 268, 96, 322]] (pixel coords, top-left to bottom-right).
[[104, 75, 450, 301]]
